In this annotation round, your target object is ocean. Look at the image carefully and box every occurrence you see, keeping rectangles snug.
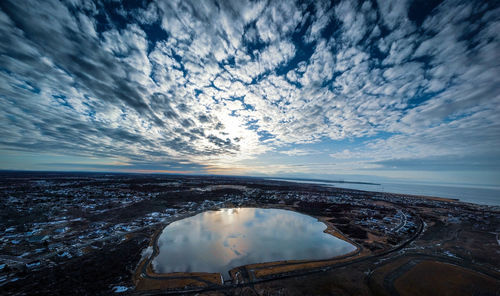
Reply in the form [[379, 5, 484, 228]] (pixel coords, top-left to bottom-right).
[[269, 179, 500, 206]]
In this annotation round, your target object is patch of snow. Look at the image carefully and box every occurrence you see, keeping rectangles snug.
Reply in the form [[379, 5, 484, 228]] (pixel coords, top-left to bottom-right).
[[26, 262, 41, 268], [54, 227, 69, 233], [58, 251, 72, 258], [443, 250, 459, 258], [140, 246, 153, 261], [112, 286, 128, 293]]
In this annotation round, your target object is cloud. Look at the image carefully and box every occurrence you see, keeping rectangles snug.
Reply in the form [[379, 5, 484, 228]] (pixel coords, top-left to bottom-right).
[[279, 149, 314, 156], [0, 0, 499, 180], [372, 155, 500, 171]]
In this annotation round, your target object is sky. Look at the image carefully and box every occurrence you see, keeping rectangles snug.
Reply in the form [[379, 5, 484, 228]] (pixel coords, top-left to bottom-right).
[[0, 0, 499, 186]]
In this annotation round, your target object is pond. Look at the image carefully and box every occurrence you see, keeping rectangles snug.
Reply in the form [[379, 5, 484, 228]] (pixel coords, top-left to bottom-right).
[[152, 208, 356, 279]]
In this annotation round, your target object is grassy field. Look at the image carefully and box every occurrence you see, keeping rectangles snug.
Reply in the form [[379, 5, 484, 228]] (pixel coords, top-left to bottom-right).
[[394, 261, 500, 296]]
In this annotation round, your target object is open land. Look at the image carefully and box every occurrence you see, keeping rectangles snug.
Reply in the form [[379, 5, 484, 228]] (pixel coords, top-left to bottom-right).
[[0, 171, 499, 295]]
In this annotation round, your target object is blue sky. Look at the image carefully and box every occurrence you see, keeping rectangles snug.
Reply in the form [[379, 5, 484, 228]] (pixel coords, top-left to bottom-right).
[[0, 0, 499, 186]]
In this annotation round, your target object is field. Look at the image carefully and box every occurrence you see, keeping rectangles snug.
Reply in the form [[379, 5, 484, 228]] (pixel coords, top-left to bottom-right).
[[394, 260, 499, 296]]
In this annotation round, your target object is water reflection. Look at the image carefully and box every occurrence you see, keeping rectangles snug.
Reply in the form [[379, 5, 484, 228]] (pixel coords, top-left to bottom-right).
[[152, 208, 356, 279]]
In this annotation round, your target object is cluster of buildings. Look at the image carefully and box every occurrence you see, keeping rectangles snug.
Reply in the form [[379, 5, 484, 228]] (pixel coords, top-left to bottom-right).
[[2, 175, 494, 289]]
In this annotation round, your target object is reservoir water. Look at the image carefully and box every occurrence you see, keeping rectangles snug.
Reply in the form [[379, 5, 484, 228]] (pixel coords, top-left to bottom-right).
[[152, 208, 356, 279]]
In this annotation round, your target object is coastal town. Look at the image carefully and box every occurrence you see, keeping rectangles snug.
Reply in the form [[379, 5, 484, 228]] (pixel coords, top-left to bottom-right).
[[0, 171, 499, 295]]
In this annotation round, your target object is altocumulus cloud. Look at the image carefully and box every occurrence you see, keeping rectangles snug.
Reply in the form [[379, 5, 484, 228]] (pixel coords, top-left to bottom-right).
[[0, 0, 499, 177]]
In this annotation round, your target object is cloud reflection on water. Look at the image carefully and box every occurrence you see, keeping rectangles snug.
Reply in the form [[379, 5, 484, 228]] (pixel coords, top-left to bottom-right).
[[152, 208, 356, 278]]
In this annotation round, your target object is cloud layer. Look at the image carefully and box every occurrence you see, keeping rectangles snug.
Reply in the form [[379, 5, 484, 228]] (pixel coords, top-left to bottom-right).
[[0, 0, 499, 180]]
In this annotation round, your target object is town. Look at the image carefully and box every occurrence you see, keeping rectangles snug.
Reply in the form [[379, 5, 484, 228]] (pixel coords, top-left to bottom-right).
[[1, 171, 499, 295]]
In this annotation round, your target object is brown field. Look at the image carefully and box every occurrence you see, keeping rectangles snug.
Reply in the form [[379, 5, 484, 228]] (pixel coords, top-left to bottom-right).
[[251, 254, 361, 279], [394, 261, 500, 296], [135, 277, 211, 291], [367, 256, 414, 295], [133, 256, 223, 291]]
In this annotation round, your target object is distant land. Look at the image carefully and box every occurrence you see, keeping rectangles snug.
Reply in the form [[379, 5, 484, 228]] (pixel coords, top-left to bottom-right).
[[267, 177, 381, 186], [1, 170, 498, 206]]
